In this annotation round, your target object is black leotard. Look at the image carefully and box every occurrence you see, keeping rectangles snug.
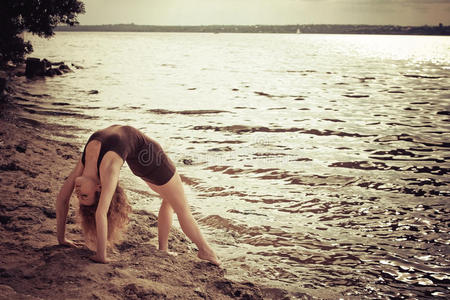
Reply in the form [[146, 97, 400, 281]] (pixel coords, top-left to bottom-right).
[[81, 125, 176, 185]]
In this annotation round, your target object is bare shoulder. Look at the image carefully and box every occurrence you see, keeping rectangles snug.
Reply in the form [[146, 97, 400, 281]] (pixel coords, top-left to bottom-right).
[[85, 140, 101, 151], [84, 140, 101, 162]]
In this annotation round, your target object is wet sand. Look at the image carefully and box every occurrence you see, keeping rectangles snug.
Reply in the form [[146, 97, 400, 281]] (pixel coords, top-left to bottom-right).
[[0, 70, 292, 300]]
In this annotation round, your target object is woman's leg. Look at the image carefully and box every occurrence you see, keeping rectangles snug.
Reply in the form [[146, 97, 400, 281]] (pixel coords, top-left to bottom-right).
[[145, 172, 220, 265], [157, 199, 173, 251]]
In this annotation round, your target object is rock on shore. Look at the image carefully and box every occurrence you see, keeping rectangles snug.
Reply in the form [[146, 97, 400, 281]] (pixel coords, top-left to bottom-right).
[[25, 58, 72, 78]]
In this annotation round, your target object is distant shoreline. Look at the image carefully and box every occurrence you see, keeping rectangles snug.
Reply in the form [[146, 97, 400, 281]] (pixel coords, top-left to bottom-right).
[[55, 24, 450, 36]]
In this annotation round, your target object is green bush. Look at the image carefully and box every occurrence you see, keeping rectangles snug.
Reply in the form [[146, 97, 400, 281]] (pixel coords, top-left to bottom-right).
[[0, 0, 85, 66]]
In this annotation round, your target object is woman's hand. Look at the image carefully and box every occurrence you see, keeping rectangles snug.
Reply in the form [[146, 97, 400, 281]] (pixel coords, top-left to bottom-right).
[[59, 238, 83, 248], [89, 253, 110, 264]]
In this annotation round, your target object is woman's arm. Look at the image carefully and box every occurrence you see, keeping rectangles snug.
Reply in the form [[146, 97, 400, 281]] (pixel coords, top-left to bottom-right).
[[92, 153, 122, 263], [56, 159, 84, 245]]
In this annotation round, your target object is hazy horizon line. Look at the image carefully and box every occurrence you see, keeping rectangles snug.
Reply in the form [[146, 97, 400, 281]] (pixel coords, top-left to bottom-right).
[[74, 23, 446, 27], [75, 22, 444, 27]]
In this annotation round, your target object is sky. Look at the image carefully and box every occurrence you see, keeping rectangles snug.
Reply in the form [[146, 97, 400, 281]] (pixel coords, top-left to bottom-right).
[[77, 0, 450, 26]]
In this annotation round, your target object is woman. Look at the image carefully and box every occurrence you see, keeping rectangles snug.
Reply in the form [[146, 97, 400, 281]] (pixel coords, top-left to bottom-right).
[[55, 125, 219, 265]]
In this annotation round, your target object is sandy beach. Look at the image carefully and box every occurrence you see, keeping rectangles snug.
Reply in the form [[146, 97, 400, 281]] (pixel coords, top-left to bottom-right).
[[0, 68, 293, 300]]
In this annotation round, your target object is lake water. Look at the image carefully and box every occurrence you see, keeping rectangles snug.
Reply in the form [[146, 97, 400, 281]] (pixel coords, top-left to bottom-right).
[[20, 32, 450, 298]]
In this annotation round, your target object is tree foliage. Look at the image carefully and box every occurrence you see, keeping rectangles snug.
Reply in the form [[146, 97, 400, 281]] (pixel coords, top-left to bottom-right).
[[0, 0, 85, 66]]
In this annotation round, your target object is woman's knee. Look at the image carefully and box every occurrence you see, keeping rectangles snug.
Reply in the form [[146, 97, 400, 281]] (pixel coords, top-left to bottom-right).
[[160, 199, 173, 211], [164, 193, 189, 215]]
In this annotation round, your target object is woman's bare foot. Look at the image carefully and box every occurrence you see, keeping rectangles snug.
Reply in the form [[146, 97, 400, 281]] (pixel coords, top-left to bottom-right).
[[198, 247, 220, 266]]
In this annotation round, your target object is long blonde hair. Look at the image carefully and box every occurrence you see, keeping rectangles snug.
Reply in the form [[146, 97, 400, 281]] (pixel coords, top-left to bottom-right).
[[78, 183, 132, 249]]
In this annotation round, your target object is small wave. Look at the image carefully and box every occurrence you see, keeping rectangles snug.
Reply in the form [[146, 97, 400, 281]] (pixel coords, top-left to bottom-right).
[[227, 209, 267, 217], [403, 177, 447, 187], [197, 190, 248, 198], [19, 103, 40, 109], [126, 106, 142, 110], [73, 106, 101, 110], [199, 215, 298, 248], [291, 157, 313, 162], [372, 134, 450, 148], [372, 148, 432, 157], [410, 101, 430, 105], [20, 91, 51, 98], [17, 117, 42, 127], [374, 134, 414, 143], [254, 91, 303, 99], [388, 90, 405, 94], [294, 96, 305, 101], [147, 109, 230, 115], [23, 108, 98, 119], [356, 180, 440, 196], [199, 215, 261, 236], [205, 165, 356, 187], [369, 155, 445, 163], [342, 94, 370, 98], [406, 165, 449, 176], [289, 174, 356, 187], [359, 77, 376, 82], [193, 125, 373, 137], [385, 122, 432, 128], [267, 107, 287, 110], [254, 91, 274, 98], [437, 111, 450, 116], [208, 146, 233, 152], [191, 140, 244, 144], [323, 118, 345, 123], [253, 152, 288, 157], [205, 165, 293, 178], [286, 70, 317, 73], [233, 106, 256, 110], [403, 74, 442, 79], [329, 161, 395, 171], [13, 96, 30, 102]]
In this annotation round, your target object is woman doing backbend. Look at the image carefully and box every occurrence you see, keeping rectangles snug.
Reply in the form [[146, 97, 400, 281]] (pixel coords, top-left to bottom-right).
[[55, 125, 219, 265]]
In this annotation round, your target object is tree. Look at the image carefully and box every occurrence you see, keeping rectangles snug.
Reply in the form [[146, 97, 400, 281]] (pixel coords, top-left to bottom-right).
[[0, 0, 85, 66]]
